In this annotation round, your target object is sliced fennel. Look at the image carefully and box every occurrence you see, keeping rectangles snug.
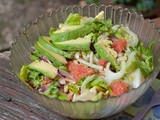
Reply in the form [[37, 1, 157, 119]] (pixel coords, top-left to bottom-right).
[[80, 10, 104, 25], [72, 90, 97, 102], [89, 52, 94, 64], [131, 68, 144, 88], [117, 53, 127, 62], [81, 75, 96, 93], [95, 11, 104, 21], [94, 56, 99, 63], [77, 58, 103, 70], [74, 52, 80, 59], [112, 25, 138, 47], [126, 51, 136, 68], [73, 87, 97, 102], [104, 61, 126, 83]]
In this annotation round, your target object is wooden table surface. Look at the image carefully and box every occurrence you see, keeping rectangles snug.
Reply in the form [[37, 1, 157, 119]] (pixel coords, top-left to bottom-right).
[[0, 18, 159, 120]]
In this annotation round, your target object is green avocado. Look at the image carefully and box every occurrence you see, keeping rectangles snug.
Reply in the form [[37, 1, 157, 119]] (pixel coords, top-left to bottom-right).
[[53, 34, 92, 51], [94, 40, 120, 70], [38, 36, 74, 59], [28, 60, 58, 79], [35, 41, 67, 67], [50, 24, 94, 42]]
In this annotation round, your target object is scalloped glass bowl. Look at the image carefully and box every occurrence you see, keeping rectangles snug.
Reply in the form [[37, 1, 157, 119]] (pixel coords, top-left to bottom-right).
[[10, 5, 160, 119]]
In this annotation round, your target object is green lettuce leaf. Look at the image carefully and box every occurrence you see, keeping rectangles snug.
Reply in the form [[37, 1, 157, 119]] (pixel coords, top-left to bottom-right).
[[92, 18, 113, 42], [68, 85, 79, 94], [42, 82, 59, 98], [57, 93, 68, 100], [77, 77, 86, 86], [90, 77, 109, 89], [86, 77, 109, 90], [65, 13, 82, 26], [131, 41, 154, 77], [94, 18, 113, 33], [59, 66, 67, 71], [28, 70, 43, 89]]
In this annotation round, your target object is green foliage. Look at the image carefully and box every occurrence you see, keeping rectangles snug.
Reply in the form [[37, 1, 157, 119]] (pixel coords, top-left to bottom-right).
[[112, 0, 132, 4], [136, 0, 156, 12], [113, 0, 156, 12], [85, 0, 100, 5]]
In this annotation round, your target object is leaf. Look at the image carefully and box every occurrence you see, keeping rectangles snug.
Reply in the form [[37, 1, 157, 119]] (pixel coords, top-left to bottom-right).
[[90, 77, 109, 89], [58, 93, 68, 100], [28, 70, 43, 89], [42, 82, 59, 98], [131, 41, 155, 77]]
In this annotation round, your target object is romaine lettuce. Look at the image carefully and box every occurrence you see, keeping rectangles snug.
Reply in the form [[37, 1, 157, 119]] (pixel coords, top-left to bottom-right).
[[131, 41, 154, 77], [28, 70, 43, 89], [57, 93, 68, 100], [87, 77, 109, 90], [90, 77, 109, 89], [42, 82, 59, 98]]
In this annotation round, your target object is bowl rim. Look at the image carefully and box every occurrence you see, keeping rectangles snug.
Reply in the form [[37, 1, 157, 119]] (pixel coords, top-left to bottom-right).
[[10, 4, 160, 104]]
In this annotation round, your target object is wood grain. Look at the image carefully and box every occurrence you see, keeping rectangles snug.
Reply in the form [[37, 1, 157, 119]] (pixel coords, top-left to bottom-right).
[[0, 52, 133, 120], [0, 52, 70, 120]]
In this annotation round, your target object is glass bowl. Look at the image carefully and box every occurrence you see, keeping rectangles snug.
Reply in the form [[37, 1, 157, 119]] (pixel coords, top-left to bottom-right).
[[10, 4, 160, 119]]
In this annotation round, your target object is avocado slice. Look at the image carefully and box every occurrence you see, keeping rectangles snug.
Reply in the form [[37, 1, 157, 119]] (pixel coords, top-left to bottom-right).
[[94, 40, 120, 70], [53, 34, 92, 51], [35, 41, 67, 67], [28, 60, 58, 79], [50, 24, 94, 42], [38, 36, 74, 59]]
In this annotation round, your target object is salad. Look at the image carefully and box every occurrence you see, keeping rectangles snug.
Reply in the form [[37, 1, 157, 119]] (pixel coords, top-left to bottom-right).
[[20, 11, 154, 102]]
